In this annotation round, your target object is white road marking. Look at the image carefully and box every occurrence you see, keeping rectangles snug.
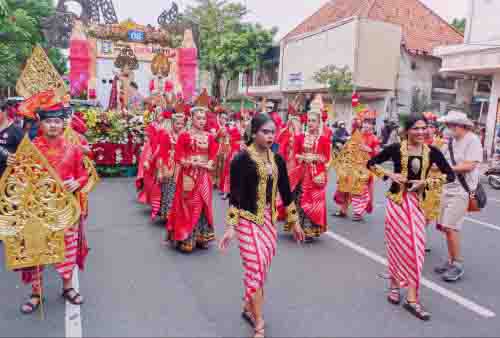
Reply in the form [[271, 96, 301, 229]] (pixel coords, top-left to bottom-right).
[[65, 268, 83, 338], [325, 231, 496, 318], [465, 217, 500, 232]]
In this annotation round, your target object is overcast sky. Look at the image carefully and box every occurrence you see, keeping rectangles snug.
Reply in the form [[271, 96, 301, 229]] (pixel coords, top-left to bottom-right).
[[92, 0, 468, 39]]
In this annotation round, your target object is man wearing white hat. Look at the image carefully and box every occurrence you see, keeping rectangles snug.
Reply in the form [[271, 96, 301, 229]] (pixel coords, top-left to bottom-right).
[[436, 110, 483, 282]]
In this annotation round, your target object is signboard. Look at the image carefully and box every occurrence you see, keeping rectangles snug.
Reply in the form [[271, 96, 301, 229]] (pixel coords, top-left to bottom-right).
[[128, 30, 145, 42], [96, 40, 169, 62], [288, 72, 304, 88]]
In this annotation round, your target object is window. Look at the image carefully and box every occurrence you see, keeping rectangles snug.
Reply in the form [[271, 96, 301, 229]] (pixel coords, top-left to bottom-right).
[[477, 80, 491, 93], [432, 75, 456, 90]]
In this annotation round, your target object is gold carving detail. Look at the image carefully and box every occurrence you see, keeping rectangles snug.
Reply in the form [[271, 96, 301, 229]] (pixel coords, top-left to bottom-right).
[[0, 137, 81, 270], [331, 131, 371, 195], [16, 45, 68, 100]]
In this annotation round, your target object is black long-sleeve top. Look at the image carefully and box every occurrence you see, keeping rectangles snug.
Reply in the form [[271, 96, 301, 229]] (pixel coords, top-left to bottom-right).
[[226, 146, 298, 227], [367, 143, 455, 195]]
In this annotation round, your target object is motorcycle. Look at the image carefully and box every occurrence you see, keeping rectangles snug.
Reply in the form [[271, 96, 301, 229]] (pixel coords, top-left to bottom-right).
[[485, 164, 500, 190]]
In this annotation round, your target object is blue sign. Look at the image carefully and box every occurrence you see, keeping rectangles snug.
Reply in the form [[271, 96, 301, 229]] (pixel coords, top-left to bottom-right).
[[128, 30, 145, 42]]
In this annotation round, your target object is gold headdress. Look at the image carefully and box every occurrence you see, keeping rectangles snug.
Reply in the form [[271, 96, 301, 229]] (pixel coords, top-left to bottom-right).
[[0, 137, 81, 270], [16, 45, 68, 101]]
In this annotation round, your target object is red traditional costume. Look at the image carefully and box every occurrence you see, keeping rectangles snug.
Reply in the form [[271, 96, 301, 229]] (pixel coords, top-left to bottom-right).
[[288, 132, 331, 239], [168, 129, 219, 252], [220, 124, 245, 194], [334, 112, 380, 219], [22, 135, 89, 284]]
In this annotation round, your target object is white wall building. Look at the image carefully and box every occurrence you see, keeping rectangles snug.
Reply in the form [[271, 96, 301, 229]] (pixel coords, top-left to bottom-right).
[[435, 0, 500, 158]]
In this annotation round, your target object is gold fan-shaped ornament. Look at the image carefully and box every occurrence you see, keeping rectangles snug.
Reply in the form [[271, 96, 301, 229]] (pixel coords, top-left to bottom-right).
[[151, 53, 171, 77], [16, 45, 68, 100], [331, 131, 372, 195], [63, 127, 100, 193], [0, 136, 81, 270]]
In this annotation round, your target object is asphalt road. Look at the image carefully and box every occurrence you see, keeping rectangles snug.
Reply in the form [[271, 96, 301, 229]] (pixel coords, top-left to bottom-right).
[[1, 174, 500, 337]]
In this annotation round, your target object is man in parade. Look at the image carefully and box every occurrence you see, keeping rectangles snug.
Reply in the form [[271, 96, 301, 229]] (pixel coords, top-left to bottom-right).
[[19, 103, 89, 314]]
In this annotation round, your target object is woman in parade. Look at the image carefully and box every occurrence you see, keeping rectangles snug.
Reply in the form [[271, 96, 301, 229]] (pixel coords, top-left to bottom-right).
[[288, 109, 331, 241], [154, 112, 186, 226], [367, 113, 455, 321], [421, 112, 445, 252], [334, 112, 380, 221], [215, 111, 230, 191], [220, 112, 248, 200], [219, 113, 305, 338], [168, 107, 219, 253]]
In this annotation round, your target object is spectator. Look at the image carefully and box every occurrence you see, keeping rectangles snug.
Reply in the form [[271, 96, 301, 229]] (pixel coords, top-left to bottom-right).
[[436, 111, 483, 282]]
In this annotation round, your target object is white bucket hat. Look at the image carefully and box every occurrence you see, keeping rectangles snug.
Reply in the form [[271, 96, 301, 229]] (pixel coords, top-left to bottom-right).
[[438, 110, 474, 127]]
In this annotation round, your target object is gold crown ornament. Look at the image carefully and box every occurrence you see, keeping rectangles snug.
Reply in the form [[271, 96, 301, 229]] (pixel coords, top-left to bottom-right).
[[0, 136, 81, 270], [16, 45, 68, 100]]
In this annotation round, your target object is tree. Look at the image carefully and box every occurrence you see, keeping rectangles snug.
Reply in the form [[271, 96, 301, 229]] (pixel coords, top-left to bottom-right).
[[0, 0, 67, 90], [313, 65, 354, 114], [185, 0, 276, 100], [451, 18, 466, 34]]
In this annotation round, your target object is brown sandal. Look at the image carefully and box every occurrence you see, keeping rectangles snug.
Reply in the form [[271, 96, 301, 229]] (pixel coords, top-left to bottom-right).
[[387, 288, 401, 305], [403, 300, 431, 321], [20, 294, 43, 315], [62, 288, 84, 305]]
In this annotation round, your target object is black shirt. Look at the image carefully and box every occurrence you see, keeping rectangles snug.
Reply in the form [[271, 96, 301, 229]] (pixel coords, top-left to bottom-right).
[[0, 123, 23, 176], [228, 149, 296, 225], [367, 142, 455, 194]]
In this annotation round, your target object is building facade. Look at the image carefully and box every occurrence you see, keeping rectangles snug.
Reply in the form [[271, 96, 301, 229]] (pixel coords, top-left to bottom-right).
[[435, 0, 500, 158]]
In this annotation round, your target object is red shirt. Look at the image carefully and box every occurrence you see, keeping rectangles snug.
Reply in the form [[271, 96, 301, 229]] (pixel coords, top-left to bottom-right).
[[34, 136, 89, 189]]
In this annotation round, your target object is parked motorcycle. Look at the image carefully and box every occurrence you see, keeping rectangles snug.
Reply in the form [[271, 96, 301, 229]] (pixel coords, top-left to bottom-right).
[[485, 165, 500, 190]]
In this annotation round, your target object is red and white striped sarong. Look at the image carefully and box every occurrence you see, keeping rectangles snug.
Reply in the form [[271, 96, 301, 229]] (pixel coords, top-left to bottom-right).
[[22, 226, 79, 285], [352, 187, 370, 217], [385, 192, 425, 293], [236, 208, 277, 303]]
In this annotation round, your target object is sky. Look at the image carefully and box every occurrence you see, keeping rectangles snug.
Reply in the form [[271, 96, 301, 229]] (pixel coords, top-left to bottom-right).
[[73, 0, 469, 39]]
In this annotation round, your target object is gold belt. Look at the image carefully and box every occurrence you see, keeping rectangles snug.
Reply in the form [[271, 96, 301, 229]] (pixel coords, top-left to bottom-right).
[[190, 155, 209, 163]]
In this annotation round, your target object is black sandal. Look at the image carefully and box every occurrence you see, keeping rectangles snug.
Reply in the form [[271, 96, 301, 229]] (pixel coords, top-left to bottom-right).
[[387, 288, 401, 305], [333, 211, 347, 218], [403, 299, 431, 321], [62, 288, 84, 305], [241, 309, 256, 328], [20, 294, 43, 315]]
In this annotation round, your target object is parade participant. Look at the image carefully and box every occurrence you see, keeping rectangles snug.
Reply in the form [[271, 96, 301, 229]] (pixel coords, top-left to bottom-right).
[[334, 112, 380, 221], [436, 111, 483, 283], [277, 116, 301, 171], [420, 112, 445, 253], [215, 111, 230, 190], [20, 103, 89, 314], [219, 113, 304, 338], [168, 107, 218, 252], [367, 112, 454, 321], [136, 124, 159, 205], [220, 112, 247, 200], [0, 100, 23, 175], [289, 108, 331, 241], [154, 112, 185, 226]]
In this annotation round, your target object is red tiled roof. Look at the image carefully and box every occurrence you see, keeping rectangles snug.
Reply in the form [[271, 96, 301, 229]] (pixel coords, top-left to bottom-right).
[[283, 0, 463, 54]]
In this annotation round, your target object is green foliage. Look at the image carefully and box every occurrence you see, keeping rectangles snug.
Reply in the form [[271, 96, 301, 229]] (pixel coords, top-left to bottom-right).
[[185, 0, 276, 99], [47, 47, 68, 75], [0, 0, 67, 89], [313, 65, 354, 102], [451, 18, 466, 34]]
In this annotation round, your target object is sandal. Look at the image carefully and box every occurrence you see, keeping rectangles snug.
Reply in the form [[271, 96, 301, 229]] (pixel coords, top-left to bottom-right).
[[333, 211, 347, 218], [387, 288, 401, 305], [241, 309, 256, 328], [254, 321, 265, 338], [20, 294, 43, 315], [62, 288, 84, 305], [403, 299, 431, 321]]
